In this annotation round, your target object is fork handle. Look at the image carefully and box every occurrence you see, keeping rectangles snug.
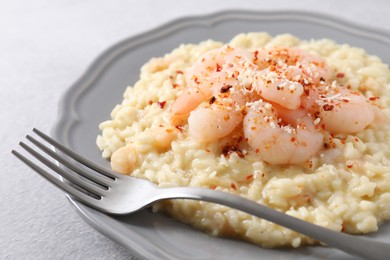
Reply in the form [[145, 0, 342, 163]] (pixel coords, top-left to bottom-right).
[[155, 187, 388, 260]]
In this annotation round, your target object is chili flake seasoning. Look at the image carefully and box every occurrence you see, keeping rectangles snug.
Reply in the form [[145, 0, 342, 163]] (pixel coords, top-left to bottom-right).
[[220, 85, 232, 93], [157, 101, 166, 109], [322, 104, 334, 111]]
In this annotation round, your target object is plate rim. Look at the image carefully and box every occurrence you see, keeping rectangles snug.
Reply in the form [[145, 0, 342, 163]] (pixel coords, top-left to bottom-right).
[[51, 9, 390, 259]]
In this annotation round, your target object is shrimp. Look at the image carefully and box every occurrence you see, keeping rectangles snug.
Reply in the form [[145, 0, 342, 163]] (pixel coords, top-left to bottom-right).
[[170, 86, 206, 126], [317, 86, 375, 134], [251, 47, 330, 109], [170, 46, 253, 125], [188, 86, 246, 143], [243, 101, 323, 164], [110, 144, 138, 174], [253, 67, 304, 109], [183, 49, 225, 100]]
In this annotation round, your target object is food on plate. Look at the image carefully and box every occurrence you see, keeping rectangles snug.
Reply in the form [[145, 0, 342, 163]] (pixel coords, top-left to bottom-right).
[[96, 32, 390, 248]]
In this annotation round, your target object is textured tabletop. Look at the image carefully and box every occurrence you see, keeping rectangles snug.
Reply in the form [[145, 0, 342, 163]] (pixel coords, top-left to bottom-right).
[[2, 1, 390, 259]]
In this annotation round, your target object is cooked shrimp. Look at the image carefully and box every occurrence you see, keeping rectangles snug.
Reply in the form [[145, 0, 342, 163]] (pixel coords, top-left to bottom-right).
[[171, 46, 252, 125], [188, 86, 246, 143], [184, 46, 252, 97], [188, 105, 242, 143], [110, 144, 138, 174], [317, 86, 375, 134], [251, 47, 330, 109], [170, 86, 206, 126], [243, 101, 323, 164], [253, 68, 304, 109], [185, 48, 225, 96]]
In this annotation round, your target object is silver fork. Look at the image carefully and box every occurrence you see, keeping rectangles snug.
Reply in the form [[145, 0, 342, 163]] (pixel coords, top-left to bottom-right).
[[12, 129, 390, 260]]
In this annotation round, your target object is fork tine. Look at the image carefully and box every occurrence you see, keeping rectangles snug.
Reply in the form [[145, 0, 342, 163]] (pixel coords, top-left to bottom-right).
[[33, 128, 118, 179], [26, 134, 113, 188], [12, 150, 99, 207], [19, 141, 106, 197]]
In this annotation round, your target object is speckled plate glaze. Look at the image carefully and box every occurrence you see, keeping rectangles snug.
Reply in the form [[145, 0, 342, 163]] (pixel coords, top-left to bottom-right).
[[52, 10, 390, 259]]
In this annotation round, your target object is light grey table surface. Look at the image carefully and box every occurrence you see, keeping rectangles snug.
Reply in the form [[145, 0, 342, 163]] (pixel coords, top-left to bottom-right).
[[2, 1, 390, 259]]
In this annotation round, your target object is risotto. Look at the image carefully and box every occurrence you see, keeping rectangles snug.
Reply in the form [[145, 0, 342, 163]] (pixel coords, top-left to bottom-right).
[[96, 33, 390, 248]]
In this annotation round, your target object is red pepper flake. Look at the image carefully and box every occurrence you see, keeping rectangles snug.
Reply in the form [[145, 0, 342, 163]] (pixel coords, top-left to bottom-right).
[[308, 160, 313, 168], [255, 148, 260, 153], [175, 125, 184, 132], [235, 149, 245, 159], [346, 164, 353, 169], [176, 70, 183, 74], [245, 174, 254, 181], [157, 101, 166, 109], [222, 145, 245, 158], [231, 182, 237, 191], [148, 100, 153, 105], [194, 77, 200, 85], [369, 96, 380, 101], [220, 84, 232, 93], [172, 83, 179, 89], [245, 84, 253, 92], [322, 104, 334, 111], [209, 96, 216, 104], [210, 185, 217, 190], [254, 50, 259, 62], [216, 63, 222, 72], [336, 73, 345, 78]]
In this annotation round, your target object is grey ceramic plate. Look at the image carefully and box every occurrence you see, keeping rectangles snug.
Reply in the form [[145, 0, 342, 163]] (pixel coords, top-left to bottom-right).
[[52, 10, 390, 260]]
